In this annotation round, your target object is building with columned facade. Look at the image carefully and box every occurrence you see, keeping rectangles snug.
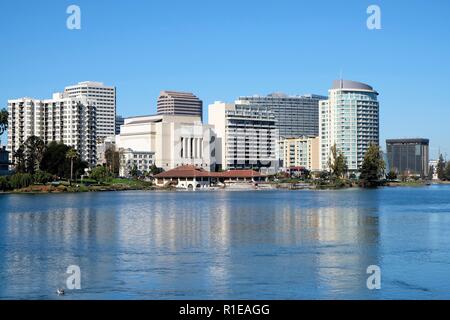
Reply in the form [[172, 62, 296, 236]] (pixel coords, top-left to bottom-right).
[[116, 114, 216, 172]]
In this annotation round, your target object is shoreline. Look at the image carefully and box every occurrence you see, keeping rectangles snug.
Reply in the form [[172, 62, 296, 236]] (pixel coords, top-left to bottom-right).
[[1, 181, 448, 195]]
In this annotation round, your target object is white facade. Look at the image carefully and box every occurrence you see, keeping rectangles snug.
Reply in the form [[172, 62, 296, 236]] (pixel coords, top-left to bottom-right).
[[7, 94, 97, 165], [319, 80, 379, 171], [65, 81, 116, 140], [119, 149, 155, 177], [208, 101, 279, 174], [116, 114, 216, 172]]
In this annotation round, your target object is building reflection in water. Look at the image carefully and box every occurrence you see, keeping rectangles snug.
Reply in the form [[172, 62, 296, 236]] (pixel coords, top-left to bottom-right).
[[0, 190, 381, 299], [0, 194, 118, 299]]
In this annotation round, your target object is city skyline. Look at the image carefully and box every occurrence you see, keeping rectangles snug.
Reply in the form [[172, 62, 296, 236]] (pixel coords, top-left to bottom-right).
[[1, 0, 450, 157]]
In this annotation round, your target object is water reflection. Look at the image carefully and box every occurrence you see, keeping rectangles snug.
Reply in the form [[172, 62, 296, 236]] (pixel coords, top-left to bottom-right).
[[1, 187, 449, 299]]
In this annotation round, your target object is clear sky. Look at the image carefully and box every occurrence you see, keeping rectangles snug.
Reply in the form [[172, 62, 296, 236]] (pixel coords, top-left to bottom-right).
[[1, 0, 449, 158]]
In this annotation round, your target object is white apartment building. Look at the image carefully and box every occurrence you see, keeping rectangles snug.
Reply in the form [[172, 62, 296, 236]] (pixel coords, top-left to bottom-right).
[[280, 136, 320, 171], [119, 149, 156, 177], [7, 93, 97, 165], [65, 81, 116, 140], [116, 114, 216, 172], [208, 101, 279, 174], [319, 80, 379, 171]]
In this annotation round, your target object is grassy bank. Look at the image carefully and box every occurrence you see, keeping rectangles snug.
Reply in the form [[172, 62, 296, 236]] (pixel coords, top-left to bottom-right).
[[7, 178, 155, 194]]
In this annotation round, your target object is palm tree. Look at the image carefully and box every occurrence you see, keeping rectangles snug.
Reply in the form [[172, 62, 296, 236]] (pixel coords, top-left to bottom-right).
[[66, 148, 78, 185]]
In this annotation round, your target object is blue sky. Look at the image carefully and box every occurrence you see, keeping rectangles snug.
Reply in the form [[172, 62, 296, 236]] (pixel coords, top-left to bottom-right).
[[1, 0, 449, 157]]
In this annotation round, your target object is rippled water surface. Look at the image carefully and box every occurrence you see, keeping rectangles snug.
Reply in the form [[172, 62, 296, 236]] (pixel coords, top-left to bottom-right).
[[1, 186, 450, 299]]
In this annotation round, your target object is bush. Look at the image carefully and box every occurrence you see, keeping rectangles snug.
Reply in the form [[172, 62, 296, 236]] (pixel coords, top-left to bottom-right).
[[0, 176, 10, 191], [90, 166, 112, 183], [33, 171, 53, 184], [9, 173, 33, 190]]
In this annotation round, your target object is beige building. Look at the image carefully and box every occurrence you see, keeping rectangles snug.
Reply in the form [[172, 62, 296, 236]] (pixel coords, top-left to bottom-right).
[[116, 114, 216, 172], [279, 136, 320, 171], [157, 91, 203, 121]]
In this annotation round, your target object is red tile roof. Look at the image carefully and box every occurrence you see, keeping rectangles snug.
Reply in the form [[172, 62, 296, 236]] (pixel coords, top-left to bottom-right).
[[215, 170, 264, 178], [155, 165, 211, 178], [155, 166, 265, 179]]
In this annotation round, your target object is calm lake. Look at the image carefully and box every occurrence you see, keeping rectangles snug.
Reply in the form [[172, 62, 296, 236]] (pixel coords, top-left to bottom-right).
[[1, 186, 450, 300]]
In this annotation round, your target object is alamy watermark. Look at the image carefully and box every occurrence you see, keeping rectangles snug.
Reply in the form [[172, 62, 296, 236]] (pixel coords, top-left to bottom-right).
[[367, 5, 382, 30], [66, 265, 82, 290], [366, 265, 381, 290], [66, 5, 81, 30]]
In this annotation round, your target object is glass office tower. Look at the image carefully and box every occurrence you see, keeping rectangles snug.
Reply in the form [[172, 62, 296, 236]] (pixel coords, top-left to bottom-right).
[[238, 93, 326, 139], [386, 139, 430, 177]]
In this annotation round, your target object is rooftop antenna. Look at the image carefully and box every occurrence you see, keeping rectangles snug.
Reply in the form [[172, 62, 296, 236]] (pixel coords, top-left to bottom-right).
[[339, 68, 344, 88]]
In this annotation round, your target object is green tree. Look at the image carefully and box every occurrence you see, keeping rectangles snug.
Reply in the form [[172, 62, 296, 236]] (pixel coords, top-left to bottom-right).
[[0, 108, 8, 136], [90, 166, 111, 183], [41, 142, 88, 180], [445, 162, 450, 181], [149, 164, 164, 175], [129, 164, 139, 178], [13, 145, 26, 173], [0, 176, 10, 191], [427, 166, 434, 181], [24, 136, 46, 174], [359, 144, 385, 187], [66, 148, 79, 185], [328, 144, 348, 179], [437, 154, 446, 180], [9, 173, 33, 189], [386, 170, 398, 181], [105, 146, 120, 177], [33, 170, 53, 184]]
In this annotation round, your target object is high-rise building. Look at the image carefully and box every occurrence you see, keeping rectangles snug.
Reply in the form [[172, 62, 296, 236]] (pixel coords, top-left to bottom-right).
[[238, 93, 326, 139], [64, 81, 116, 139], [7, 93, 97, 165], [208, 100, 279, 174], [319, 80, 379, 171], [279, 136, 320, 171], [386, 139, 430, 177], [115, 115, 124, 135], [157, 91, 203, 120]]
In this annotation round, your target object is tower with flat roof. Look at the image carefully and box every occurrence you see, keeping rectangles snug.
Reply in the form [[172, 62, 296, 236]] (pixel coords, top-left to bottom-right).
[[157, 91, 203, 121]]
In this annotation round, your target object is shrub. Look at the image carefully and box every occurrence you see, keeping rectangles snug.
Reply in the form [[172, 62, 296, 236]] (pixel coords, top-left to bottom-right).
[[90, 166, 112, 183], [0, 176, 10, 191], [9, 173, 33, 190], [33, 171, 53, 184]]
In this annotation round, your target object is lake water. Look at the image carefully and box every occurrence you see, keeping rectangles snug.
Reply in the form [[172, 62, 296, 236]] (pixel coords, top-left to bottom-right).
[[1, 186, 450, 300]]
